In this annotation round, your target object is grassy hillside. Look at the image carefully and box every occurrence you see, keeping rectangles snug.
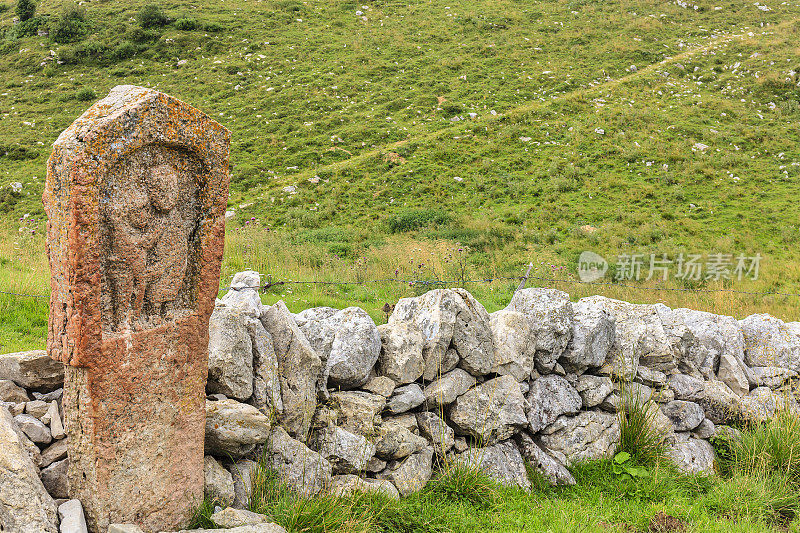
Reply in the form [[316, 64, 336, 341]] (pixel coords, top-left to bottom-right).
[[1, 0, 800, 351]]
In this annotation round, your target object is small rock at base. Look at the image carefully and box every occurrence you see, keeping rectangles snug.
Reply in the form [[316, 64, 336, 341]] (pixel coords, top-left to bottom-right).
[[58, 499, 88, 533], [108, 525, 145, 533], [210, 507, 270, 528]]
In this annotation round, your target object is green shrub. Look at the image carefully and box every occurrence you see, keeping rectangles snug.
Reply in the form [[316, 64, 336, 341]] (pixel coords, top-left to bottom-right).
[[10, 14, 44, 38], [201, 21, 223, 32], [719, 408, 800, 482], [0, 4, 10, 14], [127, 27, 160, 44], [50, 3, 89, 44], [173, 17, 198, 31], [137, 4, 169, 28], [75, 87, 96, 101], [56, 45, 77, 64], [386, 208, 451, 233], [74, 40, 106, 62], [15, 0, 35, 21], [425, 464, 499, 508], [109, 40, 137, 61], [617, 383, 667, 466]]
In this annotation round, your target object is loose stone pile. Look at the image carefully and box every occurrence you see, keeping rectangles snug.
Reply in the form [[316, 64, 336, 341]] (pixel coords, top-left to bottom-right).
[[2, 270, 799, 532], [202, 271, 800, 504]]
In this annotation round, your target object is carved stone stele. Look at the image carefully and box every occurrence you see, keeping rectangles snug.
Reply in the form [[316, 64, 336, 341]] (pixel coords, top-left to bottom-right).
[[43, 85, 230, 533]]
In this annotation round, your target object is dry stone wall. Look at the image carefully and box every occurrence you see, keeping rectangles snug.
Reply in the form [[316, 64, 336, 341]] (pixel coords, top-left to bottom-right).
[[2, 270, 799, 531]]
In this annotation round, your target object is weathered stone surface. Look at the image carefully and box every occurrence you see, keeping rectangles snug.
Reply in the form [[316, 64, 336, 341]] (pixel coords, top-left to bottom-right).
[[526, 375, 582, 433], [46, 400, 65, 440], [660, 400, 705, 431], [220, 271, 264, 318], [573, 375, 613, 408], [583, 297, 674, 378], [207, 305, 254, 401], [423, 368, 476, 410], [205, 399, 271, 458], [666, 433, 715, 474], [27, 399, 50, 419], [386, 383, 425, 414], [0, 408, 58, 532], [34, 388, 64, 402], [41, 438, 69, 468], [750, 366, 796, 389], [636, 366, 667, 388], [668, 374, 705, 401], [563, 300, 615, 368], [456, 441, 531, 490], [296, 306, 381, 389], [246, 317, 282, 416], [489, 309, 535, 381], [740, 386, 798, 423], [204, 455, 235, 507], [109, 526, 146, 533], [329, 475, 400, 500], [0, 378, 30, 403], [327, 391, 386, 437], [377, 321, 425, 385], [740, 314, 800, 371], [14, 413, 52, 444], [0, 350, 64, 390], [44, 85, 230, 533], [506, 288, 574, 373], [59, 499, 89, 533], [449, 375, 528, 444], [267, 426, 331, 496], [261, 301, 323, 440], [515, 432, 575, 486], [669, 308, 746, 382], [41, 458, 70, 499], [416, 411, 455, 454], [362, 375, 396, 398], [538, 410, 620, 464], [374, 421, 428, 460], [697, 380, 742, 424], [228, 459, 258, 510], [210, 508, 270, 528], [390, 289, 494, 380], [378, 447, 434, 497], [693, 418, 716, 439], [313, 426, 376, 474]]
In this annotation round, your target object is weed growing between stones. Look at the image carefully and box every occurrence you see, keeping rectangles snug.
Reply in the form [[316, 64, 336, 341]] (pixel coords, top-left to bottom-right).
[[617, 384, 668, 467]]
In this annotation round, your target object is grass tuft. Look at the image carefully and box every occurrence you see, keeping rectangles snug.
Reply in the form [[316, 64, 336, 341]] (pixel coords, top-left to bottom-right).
[[617, 383, 667, 467], [424, 463, 500, 509]]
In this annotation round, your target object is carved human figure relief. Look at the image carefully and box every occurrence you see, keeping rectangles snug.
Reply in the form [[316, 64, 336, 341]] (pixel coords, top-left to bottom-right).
[[100, 144, 202, 332]]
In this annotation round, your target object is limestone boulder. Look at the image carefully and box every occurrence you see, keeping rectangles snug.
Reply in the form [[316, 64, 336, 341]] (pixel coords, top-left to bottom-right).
[[246, 317, 283, 416], [268, 426, 332, 497], [41, 458, 69, 499], [58, 499, 88, 533], [211, 508, 271, 528], [538, 410, 620, 464], [386, 384, 425, 415], [423, 368, 476, 410], [377, 321, 425, 385], [374, 423, 428, 460], [740, 314, 800, 372], [205, 399, 272, 458], [660, 400, 705, 431], [204, 455, 235, 507], [220, 271, 265, 318], [0, 408, 58, 532], [313, 426, 376, 474], [526, 375, 582, 433], [666, 433, 715, 475], [296, 306, 381, 389], [585, 297, 675, 378], [362, 376, 396, 398], [449, 375, 528, 444], [573, 375, 613, 408], [456, 440, 531, 490], [327, 391, 386, 437], [668, 374, 705, 401], [740, 387, 798, 423], [377, 447, 434, 497], [505, 288, 574, 373], [207, 305, 254, 401], [563, 299, 615, 368], [262, 301, 323, 440], [0, 379, 30, 403], [389, 289, 494, 380], [488, 309, 535, 381], [416, 412, 455, 454], [0, 350, 64, 391], [750, 366, 797, 389], [161, 524, 286, 533], [14, 413, 52, 445], [227, 459, 259, 510], [40, 438, 68, 468], [696, 380, 742, 424], [329, 475, 400, 500], [515, 432, 575, 486]]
